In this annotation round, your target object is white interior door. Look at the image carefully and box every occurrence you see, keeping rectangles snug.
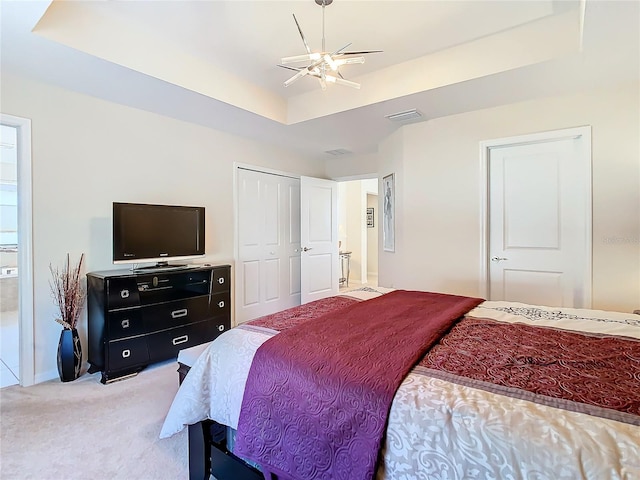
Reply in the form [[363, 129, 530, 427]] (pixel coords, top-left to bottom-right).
[[236, 168, 301, 323], [485, 128, 591, 307], [300, 176, 339, 304]]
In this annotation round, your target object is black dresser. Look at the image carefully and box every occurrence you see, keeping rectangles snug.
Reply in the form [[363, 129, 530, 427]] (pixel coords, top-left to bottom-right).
[[87, 264, 230, 384]]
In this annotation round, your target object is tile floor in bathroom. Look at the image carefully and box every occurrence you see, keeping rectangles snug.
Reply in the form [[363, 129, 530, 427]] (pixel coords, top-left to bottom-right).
[[1, 310, 19, 387]]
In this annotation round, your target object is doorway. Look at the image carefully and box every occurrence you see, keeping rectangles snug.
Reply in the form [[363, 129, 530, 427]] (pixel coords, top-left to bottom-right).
[[480, 126, 592, 308], [1, 114, 34, 387], [234, 167, 379, 324], [234, 166, 340, 325], [0, 124, 19, 387], [337, 178, 378, 291]]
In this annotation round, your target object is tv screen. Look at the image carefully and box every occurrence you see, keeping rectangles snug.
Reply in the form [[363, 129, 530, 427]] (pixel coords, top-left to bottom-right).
[[113, 202, 205, 266]]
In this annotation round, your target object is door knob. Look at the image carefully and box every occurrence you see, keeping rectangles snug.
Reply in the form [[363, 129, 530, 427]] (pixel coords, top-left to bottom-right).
[[303, 247, 312, 252], [491, 256, 508, 262]]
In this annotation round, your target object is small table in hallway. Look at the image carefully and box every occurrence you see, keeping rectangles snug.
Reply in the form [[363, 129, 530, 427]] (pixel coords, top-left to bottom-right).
[[339, 251, 352, 287]]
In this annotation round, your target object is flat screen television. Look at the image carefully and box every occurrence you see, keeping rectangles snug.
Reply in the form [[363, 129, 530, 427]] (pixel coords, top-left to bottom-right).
[[113, 202, 205, 269]]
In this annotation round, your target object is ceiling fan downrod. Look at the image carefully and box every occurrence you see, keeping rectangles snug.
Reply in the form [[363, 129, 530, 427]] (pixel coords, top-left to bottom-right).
[[317, 0, 333, 53]]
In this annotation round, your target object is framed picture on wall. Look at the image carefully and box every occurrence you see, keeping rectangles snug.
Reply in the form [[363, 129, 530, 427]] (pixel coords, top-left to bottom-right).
[[382, 173, 395, 252], [366, 207, 374, 228]]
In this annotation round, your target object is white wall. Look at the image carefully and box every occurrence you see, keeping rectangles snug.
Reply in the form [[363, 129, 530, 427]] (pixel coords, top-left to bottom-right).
[[366, 193, 378, 278], [377, 129, 404, 291], [326, 153, 378, 180], [376, 81, 640, 312], [344, 180, 363, 283], [1, 73, 325, 383]]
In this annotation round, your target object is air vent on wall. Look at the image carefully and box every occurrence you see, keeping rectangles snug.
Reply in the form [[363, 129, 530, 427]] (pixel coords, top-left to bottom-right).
[[384, 109, 423, 122], [324, 148, 352, 156]]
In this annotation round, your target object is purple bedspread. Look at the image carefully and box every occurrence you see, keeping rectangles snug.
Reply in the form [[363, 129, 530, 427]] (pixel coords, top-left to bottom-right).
[[234, 290, 483, 480]]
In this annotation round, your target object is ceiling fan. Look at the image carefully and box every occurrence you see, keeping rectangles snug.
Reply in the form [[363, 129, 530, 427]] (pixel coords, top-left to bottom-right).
[[278, 0, 382, 90]]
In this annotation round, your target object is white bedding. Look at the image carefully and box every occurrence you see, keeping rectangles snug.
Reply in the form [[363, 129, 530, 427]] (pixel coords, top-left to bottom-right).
[[161, 290, 640, 479]]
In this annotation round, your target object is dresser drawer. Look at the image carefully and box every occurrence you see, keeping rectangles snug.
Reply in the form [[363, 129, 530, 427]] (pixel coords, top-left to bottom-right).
[[143, 296, 212, 331], [137, 270, 212, 304], [211, 268, 230, 293], [147, 321, 216, 362], [106, 277, 140, 309], [211, 315, 230, 336], [107, 309, 145, 340], [210, 292, 230, 317], [107, 336, 149, 371]]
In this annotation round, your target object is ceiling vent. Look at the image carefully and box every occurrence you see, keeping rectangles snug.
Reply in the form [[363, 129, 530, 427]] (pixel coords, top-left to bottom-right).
[[384, 109, 423, 123], [324, 148, 352, 156]]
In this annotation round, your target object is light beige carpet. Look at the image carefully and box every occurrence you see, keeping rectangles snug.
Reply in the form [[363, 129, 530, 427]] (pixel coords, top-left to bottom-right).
[[0, 360, 188, 479]]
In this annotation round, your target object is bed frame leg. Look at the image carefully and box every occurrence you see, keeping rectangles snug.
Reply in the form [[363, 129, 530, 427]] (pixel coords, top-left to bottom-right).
[[188, 421, 211, 480]]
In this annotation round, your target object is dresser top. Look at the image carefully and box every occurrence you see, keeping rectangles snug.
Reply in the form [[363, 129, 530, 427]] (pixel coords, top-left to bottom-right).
[[87, 264, 230, 279]]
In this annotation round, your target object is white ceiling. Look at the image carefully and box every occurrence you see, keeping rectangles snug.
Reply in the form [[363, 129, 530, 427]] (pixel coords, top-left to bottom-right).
[[1, 0, 639, 161]]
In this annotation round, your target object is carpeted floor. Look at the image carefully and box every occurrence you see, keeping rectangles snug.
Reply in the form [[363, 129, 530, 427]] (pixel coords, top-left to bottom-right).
[[0, 360, 188, 479]]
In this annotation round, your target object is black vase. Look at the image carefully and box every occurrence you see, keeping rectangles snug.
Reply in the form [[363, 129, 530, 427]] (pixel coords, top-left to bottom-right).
[[57, 328, 82, 382]]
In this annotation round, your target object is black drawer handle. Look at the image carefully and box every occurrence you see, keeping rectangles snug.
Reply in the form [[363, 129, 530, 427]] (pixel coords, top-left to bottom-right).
[[122, 349, 131, 358], [172, 335, 189, 346], [218, 325, 225, 332], [171, 309, 188, 319], [218, 301, 225, 308], [121, 319, 130, 329], [218, 277, 225, 285], [120, 289, 130, 299]]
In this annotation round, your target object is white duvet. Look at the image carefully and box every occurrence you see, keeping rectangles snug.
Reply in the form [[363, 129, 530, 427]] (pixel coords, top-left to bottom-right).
[[161, 290, 640, 479]]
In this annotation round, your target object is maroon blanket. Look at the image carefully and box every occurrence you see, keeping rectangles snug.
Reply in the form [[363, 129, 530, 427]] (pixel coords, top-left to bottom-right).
[[420, 317, 640, 424], [249, 295, 359, 332], [234, 290, 483, 480]]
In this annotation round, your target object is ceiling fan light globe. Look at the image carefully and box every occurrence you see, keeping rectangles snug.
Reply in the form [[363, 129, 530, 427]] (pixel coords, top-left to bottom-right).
[[333, 77, 361, 89], [323, 54, 339, 71], [284, 68, 309, 87], [281, 52, 322, 64], [336, 57, 365, 67]]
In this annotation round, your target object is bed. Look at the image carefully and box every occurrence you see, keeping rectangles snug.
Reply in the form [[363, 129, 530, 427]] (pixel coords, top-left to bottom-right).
[[160, 287, 640, 480]]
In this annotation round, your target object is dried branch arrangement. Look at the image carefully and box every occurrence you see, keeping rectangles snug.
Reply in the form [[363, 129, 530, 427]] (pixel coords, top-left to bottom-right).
[[49, 253, 86, 330]]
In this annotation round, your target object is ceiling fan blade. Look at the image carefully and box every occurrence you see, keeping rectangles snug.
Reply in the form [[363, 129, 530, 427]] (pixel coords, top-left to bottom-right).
[[319, 75, 327, 91], [326, 75, 361, 89], [292, 14, 312, 54], [335, 50, 383, 56], [281, 53, 321, 64], [284, 68, 310, 87], [330, 43, 352, 56], [283, 56, 326, 87], [277, 64, 303, 72]]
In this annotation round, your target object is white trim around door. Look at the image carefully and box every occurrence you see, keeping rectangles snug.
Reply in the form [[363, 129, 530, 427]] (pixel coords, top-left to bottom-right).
[[1, 113, 35, 386]]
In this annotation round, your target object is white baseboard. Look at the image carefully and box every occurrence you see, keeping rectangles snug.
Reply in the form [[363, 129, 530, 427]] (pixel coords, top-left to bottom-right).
[[34, 369, 59, 385]]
